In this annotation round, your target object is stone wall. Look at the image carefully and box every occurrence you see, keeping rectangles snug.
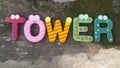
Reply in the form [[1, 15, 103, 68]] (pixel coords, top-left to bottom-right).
[[0, 0, 120, 68]]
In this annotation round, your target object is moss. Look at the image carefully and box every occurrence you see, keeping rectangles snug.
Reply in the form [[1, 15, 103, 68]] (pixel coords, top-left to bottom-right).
[[0, 23, 11, 36], [64, 0, 114, 16]]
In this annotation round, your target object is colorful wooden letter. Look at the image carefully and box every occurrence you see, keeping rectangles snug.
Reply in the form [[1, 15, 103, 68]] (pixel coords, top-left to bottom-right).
[[24, 15, 46, 42], [45, 17, 72, 43], [73, 14, 93, 42], [5, 14, 26, 40], [94, 15, 113, 42]]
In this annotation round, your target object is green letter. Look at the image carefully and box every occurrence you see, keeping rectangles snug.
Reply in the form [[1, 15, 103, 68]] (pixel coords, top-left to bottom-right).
[[73, 14, 93, 42]]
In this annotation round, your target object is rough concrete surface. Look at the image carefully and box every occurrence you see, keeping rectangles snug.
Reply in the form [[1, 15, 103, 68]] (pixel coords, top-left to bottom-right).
[[0, 48, 119, 68]]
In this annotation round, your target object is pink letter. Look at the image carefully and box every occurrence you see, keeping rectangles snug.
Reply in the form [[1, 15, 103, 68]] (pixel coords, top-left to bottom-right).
[[24, 15, 46, 42]]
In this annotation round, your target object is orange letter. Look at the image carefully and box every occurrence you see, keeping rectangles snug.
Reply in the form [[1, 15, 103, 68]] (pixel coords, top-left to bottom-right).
[[45, 17, 72, 43]]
